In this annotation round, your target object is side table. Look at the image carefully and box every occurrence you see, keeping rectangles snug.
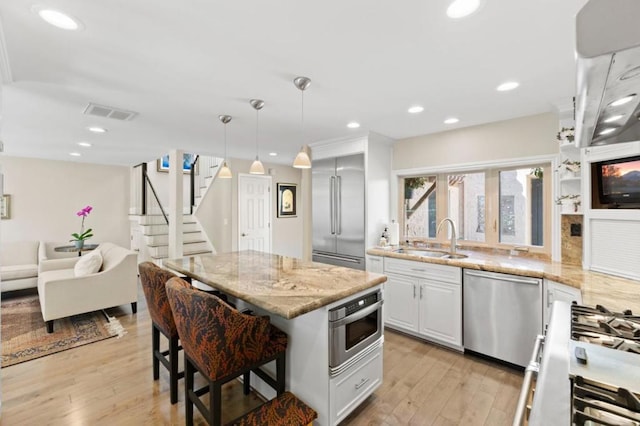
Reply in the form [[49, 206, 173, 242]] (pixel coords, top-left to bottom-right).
[[54, 243, 99, 257]]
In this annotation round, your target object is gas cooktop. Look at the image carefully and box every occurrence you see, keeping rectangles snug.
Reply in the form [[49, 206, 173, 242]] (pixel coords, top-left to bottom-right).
[[570, 304, 640, 425], [572, 304, 640, 354]]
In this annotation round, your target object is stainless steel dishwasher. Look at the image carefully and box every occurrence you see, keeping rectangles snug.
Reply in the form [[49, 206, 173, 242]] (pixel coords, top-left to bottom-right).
[[463, 269, 542, 368]]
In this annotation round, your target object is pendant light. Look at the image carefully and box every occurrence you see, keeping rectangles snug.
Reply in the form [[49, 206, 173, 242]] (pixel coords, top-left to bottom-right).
[[218, 115, 232, 179], [293, 76, 312, 169], [249, 99, 265, 175]]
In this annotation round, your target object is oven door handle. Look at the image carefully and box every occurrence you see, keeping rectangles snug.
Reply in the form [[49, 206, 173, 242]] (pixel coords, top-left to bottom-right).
[[329, 300, 384, 329], [513, 334, 545, 426]]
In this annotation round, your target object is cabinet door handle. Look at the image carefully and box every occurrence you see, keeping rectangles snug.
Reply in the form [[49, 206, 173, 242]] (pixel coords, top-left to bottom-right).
[[420, 286, 423, 299], [413, 284, 416, 298], [547, 289, 553, 308], [355, 378, 370, 390]]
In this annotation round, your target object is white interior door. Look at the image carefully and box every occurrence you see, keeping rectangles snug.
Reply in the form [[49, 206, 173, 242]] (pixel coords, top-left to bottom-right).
[[238, 174, 272, 252]]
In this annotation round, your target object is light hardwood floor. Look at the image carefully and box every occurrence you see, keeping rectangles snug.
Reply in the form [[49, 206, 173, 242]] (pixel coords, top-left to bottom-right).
[[1, 285, 523, 425]]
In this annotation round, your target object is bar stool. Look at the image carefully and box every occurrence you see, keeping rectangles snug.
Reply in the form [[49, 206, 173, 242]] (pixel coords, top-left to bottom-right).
[[165, 277, 288, 426], [227, 391, 317, 426], [138, 261, 184, 404]]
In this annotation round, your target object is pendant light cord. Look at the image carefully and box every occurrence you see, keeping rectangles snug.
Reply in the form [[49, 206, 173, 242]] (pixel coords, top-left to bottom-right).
[[256, 108, 259, 157], [301, 90, 305, 142], [224, 123, 227, 160]]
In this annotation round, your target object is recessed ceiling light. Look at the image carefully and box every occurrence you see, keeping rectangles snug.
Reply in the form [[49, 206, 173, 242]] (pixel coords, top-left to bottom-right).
[[444, 117, 459, 124], [408, 105, 424, 114], [599, 128, 616, 135], [496, 81, 520, 92], [77, 142, 92, 147], [87, 126, 107, 133], [610, 95, 636, 107], [347, 122, 360, 129], [69, 152, 81, 157], [32, 6, 82, 31], [446, 0, 482, 19], [269, 152, 277, 157], [604, 115, 624, 123]]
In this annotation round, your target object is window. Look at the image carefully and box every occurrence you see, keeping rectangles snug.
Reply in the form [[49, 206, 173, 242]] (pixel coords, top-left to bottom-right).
[[476, 196, 485, 233], [401, 163, 550, 253], [448, 172, 485, 242], [499, 168, 544, 246], [404, 176, 437, 239]]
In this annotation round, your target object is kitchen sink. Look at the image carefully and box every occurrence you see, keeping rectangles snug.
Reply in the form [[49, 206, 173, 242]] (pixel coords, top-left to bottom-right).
[[393, 248, 468, 259], [442, 253, 468, 259]]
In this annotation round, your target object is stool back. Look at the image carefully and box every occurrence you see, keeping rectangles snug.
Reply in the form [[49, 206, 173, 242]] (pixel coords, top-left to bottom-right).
[[165, 278, 272, 381], [138, 262, 180, 337]]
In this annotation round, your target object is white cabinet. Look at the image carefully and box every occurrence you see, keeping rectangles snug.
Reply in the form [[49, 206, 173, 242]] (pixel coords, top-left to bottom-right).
[[383, 257, 462, 350], [384, 273, 419, 332], [418, 280, 462, 347], [366, 254, 384, 274], [330, 343, 382, 425], [543, 279, 582, 327]]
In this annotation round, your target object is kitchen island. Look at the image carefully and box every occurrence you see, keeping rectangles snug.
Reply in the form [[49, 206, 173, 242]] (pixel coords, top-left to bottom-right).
[[164, 250, 387, 426]]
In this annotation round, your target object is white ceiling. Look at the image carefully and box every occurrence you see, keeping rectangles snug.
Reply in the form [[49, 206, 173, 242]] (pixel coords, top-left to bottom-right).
[[0, 0, 586, 167]]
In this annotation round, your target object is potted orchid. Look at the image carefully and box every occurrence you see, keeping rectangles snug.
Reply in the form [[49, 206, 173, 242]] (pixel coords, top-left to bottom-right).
[[70, 205, 94, 249], [557, 127, 575, 144], [558, 159, 581, 178], [555, 194, 581, 214]]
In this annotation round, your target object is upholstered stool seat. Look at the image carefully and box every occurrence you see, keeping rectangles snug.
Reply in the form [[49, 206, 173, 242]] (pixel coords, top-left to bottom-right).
[[138, 262, 184, 404], [227, 391, 317, 426], [165, 277, 288, 426]]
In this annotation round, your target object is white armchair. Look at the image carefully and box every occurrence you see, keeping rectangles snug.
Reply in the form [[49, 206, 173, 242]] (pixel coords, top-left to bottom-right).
[[37, 242, 138, 333]]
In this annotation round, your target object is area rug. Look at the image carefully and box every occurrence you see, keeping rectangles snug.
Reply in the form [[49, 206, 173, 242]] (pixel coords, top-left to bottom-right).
[[1, 293, 125, 367]]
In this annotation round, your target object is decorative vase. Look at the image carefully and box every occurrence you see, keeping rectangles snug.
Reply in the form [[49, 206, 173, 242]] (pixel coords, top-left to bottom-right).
[[561, 200, 574, 214], [74, 240, 85, 249]]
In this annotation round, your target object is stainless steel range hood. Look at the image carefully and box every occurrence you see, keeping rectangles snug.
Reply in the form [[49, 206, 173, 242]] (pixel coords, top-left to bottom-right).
[[575, 0, 640, 148]]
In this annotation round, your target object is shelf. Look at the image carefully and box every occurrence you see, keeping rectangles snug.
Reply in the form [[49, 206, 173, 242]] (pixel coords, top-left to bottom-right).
[[560, 177, 581, 183], [559, 142, 578, 153], [561, 212, 583, 216]]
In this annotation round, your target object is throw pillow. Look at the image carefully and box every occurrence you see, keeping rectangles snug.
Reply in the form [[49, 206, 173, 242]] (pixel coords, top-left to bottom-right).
[[74, 251, 103, 277]]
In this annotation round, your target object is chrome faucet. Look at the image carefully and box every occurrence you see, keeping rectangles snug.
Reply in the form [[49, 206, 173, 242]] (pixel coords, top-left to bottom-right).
[[437, 218, 457, 255]]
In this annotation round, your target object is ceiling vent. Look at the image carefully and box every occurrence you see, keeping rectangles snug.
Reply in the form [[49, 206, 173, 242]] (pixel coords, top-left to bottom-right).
[[83, 103, 138, 121]]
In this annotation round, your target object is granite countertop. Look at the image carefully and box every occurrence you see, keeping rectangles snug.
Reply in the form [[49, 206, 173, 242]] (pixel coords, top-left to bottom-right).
[[367, 247, 640, 313], [163, 251, 387, 320]]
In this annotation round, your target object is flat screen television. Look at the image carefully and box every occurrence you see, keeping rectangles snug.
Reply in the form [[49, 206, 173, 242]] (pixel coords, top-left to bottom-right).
[[596, 155, 640, 206]]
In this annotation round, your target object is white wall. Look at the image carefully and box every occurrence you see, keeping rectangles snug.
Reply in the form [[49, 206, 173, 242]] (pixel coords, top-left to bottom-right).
[[0, 156, 130, 248], [366, 132, 394, 248], [144, 158, 192, 210], [393, 113, 559, 170], [196, 158, 304, 258]]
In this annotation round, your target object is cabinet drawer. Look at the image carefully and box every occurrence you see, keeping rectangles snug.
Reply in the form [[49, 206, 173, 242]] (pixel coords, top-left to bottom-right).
[[384, 257, 461, 284], [331, 345, 382, 423]]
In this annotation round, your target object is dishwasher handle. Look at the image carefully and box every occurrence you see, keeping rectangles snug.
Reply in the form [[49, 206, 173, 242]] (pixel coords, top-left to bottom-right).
[[465, 270, 540, 286]]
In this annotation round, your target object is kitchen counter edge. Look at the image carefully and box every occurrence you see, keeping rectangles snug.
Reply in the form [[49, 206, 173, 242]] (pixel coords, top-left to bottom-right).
[[367, 248, 640, 312]]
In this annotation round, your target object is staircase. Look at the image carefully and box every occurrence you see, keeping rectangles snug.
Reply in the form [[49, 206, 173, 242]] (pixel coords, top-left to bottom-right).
[[130, 155, 223, 265], [138, 214, 211, 263]]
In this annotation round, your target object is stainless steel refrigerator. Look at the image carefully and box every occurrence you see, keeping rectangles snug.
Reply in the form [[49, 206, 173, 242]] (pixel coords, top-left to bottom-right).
[[312, 153, 365, 270]]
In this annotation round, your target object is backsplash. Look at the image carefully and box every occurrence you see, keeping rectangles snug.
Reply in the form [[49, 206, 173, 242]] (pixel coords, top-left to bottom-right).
[[561, 214, 583, 266]]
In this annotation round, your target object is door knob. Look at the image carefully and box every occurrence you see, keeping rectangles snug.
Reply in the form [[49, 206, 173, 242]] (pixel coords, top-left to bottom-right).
[[241, 233, 247, 237]]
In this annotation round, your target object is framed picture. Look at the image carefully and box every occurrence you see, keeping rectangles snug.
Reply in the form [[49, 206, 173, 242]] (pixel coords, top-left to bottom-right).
[[157, 153, 198, 174], [277, 183, 297, 218], [1, 194, 10, 220]]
